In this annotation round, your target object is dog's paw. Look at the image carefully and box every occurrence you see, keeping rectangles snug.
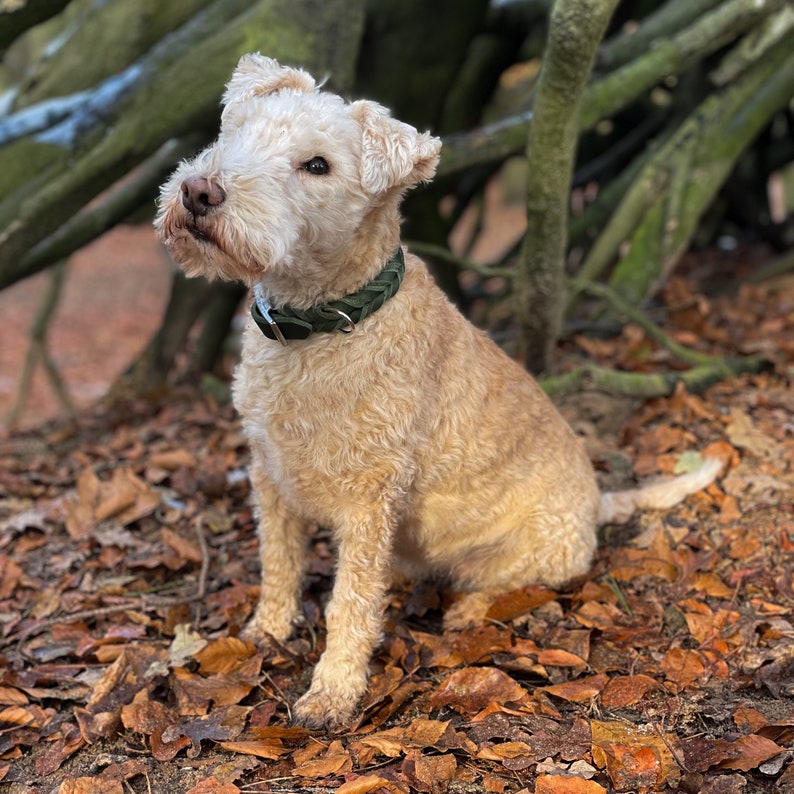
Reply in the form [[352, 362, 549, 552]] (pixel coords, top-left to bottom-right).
[[443, 591, 495, 632], [292, 687, 358, 732], [240, 604, 299, 644]]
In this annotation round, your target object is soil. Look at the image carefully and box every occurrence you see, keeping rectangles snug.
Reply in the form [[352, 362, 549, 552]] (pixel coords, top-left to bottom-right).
[[0, 225, 170, 433]]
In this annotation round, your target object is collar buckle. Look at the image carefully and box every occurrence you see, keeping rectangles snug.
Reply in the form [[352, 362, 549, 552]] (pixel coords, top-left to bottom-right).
[[253, 284, 288, 346]]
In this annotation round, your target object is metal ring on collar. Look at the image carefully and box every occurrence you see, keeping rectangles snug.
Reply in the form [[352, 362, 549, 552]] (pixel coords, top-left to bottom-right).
[[327, 307, 356, 334]]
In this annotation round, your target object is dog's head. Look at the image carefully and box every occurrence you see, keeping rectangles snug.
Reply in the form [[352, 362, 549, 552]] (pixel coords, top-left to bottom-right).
[[154, 54, 441, 292]]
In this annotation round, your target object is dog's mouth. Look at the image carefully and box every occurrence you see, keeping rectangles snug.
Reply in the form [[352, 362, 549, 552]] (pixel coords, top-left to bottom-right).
[[185, 220, 217, 247], [188, 224, 211, 243]]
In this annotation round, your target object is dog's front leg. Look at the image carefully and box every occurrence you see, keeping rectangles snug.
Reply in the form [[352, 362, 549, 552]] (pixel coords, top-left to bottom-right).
[[241, 456, 310, 643], [292, 507, 394, 730]]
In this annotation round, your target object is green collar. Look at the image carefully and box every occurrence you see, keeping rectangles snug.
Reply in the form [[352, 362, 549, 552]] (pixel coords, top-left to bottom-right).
[[251, 248, 405, 345]]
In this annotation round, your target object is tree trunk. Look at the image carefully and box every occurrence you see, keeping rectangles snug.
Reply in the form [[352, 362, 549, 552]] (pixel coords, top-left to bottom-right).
[[513, 0, 620, 374], [588, 25, 794, 310]]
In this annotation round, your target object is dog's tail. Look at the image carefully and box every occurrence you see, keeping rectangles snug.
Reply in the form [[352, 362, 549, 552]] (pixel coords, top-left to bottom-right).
[[598, 456, 723, 525]]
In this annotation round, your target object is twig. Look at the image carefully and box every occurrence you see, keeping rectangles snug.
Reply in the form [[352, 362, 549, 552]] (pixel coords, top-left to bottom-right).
[[404, 239, 514, 279], [628, 657, 691, 774], [6, 260, 76, 429], [569, 278, 719, 367]]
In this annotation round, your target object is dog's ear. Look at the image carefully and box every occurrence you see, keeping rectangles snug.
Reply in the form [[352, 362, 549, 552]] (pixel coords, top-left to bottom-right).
[[223, 53, 315, 108], [351, 101, 442, 195]]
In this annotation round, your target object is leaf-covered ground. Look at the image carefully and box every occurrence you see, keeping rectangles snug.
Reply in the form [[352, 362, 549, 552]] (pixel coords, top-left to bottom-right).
[[1, 251, 794, 794]]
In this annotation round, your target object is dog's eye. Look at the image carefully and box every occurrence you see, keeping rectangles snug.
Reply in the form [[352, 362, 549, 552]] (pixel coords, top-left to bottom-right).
[[303, 156, 330, 175]]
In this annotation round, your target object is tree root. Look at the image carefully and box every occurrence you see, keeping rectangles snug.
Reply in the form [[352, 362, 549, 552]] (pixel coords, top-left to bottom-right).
[[541, 355, 770, 398]]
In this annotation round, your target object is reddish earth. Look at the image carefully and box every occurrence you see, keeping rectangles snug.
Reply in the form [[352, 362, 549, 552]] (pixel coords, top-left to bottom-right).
[[0, 225, 170, 433]]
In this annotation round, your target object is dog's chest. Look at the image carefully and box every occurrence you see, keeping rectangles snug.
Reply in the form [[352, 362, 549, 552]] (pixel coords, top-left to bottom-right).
[[233, 325, 410, 489]]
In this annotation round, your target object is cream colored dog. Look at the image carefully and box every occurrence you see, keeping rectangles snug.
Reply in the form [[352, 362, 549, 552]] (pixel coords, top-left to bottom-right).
[[155, 54, 720, 730]]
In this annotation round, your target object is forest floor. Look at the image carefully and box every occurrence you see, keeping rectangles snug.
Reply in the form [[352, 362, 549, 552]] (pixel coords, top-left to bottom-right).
[[1, 225, 794, 793]]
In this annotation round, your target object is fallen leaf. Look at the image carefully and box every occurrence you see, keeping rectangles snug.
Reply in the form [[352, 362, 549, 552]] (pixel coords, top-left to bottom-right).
[[660, 648, 707, 689], [218, 739, 290, 760], [193, 637, 259, 675], [727, 408, 780, 459], [486, 586, 557, 622], [682, 733, 784, 772], [161, 528, 203, 564], [591, 721, 682, 790], [599, 674, 661, 709], [150, 449, 197, 471], [184, 781, 240, 794], [336, 774, 402, 794], [59, 779, 123, 794], [429, 667, 527, 714], [404, 752, 457, 792], [535, 776, 606, 794], [169, 624, 208, 668], [293, 739, 353, 779], [541, 674, 609, 703], [0, 556, 22, 599]]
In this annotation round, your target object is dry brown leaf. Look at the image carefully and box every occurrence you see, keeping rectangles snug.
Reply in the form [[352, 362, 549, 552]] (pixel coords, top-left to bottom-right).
[[0, 687, 28, 706], [336, 774, 402, 794], [161, 527, 203, 563], [660, 648, 706, 689], [74, 707, 120, 743], [485, 586, 557, 622], [683, 733, 784, 772], [727, 408, 780, 459], [59, 779, 123, 794], [172, 655, 261, 706], [120, 689, 179, 737], [0, 556, 22, 599], [690, 572, 734, 598], [591, 720, 682, 790], [535, 775, 606, 794], [476, 741, 532, 762], [293, 739, 353, 779], [599, 674, 661, 709], [429, 667, 527, 714], [733, 706, 769, 733], [64, 468, 100, 539], [451, 625, 514, 664], [150, 449, 198, 471], [194, 637, 259, 675], [410, 629, 465, 668], [541, 674, 609, 703], [359, 717, 456, 758], [184, 780, 241, 794], [218, 739, 290, 760], [404, 751, 458, 792], [537, 648, 587, 668]]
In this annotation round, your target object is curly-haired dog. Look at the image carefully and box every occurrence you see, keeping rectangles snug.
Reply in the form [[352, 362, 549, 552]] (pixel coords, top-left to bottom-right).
[[155, 54, 721, 730]]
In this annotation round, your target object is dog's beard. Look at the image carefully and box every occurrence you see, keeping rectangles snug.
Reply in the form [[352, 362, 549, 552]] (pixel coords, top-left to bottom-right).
[[156, 206, 269, 285]]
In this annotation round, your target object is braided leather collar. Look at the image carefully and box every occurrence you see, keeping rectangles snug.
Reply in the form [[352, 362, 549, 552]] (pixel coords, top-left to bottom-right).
[[251, 248, 405, 345]]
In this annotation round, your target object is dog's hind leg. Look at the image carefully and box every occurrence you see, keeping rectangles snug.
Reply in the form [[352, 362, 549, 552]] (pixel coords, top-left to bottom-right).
[[442, 510, 597, 631]]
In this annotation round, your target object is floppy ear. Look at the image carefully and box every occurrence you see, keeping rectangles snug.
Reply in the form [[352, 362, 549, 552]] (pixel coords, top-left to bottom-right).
[[222, 53, 315, 108], [350, 100, 442, 195]]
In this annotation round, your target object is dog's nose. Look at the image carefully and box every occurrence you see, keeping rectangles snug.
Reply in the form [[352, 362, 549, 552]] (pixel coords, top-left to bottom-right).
[[181, 176, 226, 216]]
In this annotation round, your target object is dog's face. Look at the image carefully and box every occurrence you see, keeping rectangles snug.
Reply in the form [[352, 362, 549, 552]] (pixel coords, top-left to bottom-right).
[[155, 54, 441, 286]]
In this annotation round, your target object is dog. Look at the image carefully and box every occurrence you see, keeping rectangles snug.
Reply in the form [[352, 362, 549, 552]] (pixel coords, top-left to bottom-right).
[[155, 54, 721, 730]]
